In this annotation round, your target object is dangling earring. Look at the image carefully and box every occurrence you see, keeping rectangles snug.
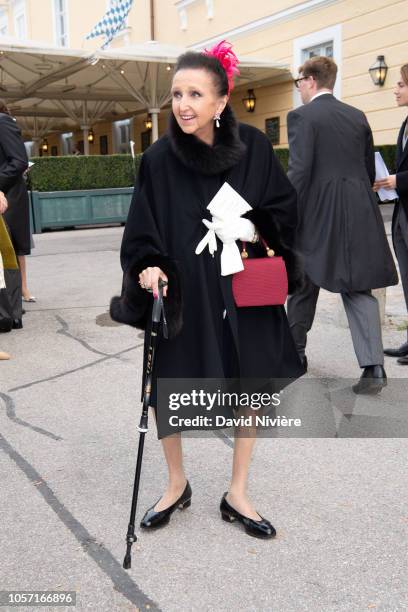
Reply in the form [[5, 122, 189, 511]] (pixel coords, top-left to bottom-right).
[[214, 112, 221, 128]]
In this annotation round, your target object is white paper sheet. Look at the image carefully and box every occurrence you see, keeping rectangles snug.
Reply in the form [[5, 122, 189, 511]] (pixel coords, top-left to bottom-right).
[[207, 181, 252, 219], [375, 152, 398, 201], [195, 182, 253, 276]]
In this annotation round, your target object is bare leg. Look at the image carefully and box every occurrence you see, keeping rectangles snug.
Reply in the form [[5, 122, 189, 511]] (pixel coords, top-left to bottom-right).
[[18, 255, 32, 300], [227, 416, 262, 520], [150, 409, 188, 511]]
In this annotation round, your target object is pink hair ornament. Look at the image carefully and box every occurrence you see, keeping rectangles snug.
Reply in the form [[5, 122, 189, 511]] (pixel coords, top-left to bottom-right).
[[203, 40, 240, 94]]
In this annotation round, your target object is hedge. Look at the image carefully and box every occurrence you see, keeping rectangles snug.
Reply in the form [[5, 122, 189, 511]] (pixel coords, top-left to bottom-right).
[[28, 145, 397, 192], [28, 154, 142, 192]]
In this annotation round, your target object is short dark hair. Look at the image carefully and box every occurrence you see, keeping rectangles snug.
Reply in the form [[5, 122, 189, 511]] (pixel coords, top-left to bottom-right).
[[401, 64, 408, 87], [298, 56, 338, 90], [174, 51, 229, 97]]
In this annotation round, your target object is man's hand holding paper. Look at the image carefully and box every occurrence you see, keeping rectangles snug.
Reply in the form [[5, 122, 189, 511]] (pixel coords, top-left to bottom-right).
[[373, 152, 398, 201]]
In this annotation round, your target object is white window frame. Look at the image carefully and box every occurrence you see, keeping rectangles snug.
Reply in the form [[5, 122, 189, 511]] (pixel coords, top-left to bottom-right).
[[52, 0, 69, 48], [13, 0, 27, 39], [293, 24, 342, 108], [0, 8, 8, 36], [176, 0, 214, 30]]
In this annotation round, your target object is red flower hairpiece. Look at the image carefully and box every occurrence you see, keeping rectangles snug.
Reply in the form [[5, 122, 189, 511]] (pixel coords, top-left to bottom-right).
[[203, 40, 240, 94]]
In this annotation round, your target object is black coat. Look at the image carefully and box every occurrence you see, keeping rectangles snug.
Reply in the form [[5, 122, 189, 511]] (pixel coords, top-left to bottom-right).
[[0, 112, 30, 255], [287, 94, 398, 292], [111, 105, 304, 408], [391, 115, 408, 236]]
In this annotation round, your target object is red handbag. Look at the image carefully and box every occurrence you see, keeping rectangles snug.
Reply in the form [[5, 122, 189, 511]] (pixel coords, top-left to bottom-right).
[[232, 238, 288, 307]]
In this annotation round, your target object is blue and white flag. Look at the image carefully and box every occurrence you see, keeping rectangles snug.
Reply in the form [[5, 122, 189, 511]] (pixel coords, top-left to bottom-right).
[[86, 0, 134, 49]]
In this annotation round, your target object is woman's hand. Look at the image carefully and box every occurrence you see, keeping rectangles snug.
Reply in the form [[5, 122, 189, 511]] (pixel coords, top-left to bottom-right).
[[0, 191, 8, 214], [138, 266, 168, 298], [373, 175, 397, 192]]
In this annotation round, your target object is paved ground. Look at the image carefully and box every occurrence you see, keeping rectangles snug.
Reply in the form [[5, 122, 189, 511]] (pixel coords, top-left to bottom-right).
[[1, 207, 407, 611]]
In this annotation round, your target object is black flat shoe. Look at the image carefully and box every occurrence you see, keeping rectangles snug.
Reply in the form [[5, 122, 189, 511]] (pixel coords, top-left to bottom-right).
[[384, 342, 408, 357], [352, 365, 387, 395], [220, 493, 276, 539], [397, 355, 408, 365], [12, 319, 23, 329], [140, 481, 192, 530]]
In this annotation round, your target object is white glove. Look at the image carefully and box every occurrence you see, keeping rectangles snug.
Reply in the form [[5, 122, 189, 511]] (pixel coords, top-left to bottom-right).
[[202, 217, 255, 243]]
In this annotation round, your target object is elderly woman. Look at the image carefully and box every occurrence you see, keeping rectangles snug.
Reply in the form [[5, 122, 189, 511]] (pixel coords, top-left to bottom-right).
[[111, 42, 303, 539]]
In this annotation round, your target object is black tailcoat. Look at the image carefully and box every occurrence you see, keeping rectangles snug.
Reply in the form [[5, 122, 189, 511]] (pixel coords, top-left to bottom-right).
[[391, 115, 408, 237], [287, 94, 398, 292], [111, 105, 304, 409]]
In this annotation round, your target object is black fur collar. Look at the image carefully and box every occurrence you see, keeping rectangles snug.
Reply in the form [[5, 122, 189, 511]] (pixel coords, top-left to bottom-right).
[[167, 103, 246, 175]]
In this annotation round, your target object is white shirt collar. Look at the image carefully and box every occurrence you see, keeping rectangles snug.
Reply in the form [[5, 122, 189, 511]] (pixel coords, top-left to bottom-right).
[[310, 91, 333, 102]]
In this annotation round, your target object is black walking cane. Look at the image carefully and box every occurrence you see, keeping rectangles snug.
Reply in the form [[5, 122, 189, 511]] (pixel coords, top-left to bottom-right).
[[123, 279, 168, 570]]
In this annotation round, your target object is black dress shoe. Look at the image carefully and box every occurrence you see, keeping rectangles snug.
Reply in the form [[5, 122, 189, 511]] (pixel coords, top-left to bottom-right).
[[383, 342, 408, 357], [352, 365, 387, 395], [140, 481, 192, 529], [397, 355, 408, 365], [220, 493, 276, 539], [12, 319, 23, 329]]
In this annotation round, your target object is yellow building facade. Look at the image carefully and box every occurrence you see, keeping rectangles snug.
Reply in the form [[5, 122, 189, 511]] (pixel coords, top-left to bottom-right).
[[0, 0, 407, 153]]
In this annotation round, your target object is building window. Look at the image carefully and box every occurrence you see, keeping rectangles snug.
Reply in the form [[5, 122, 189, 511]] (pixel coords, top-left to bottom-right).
[[13, 0, 26, 38], [265, 117, 280, 146], [302, 41, 333, 61], [100, 135, 108, 155], [54, 0, 69, 47], [0, 8, 8, 36], [13, 0, 27, 39], [113, 119, 131, 154], [293, 25, 342, 106]]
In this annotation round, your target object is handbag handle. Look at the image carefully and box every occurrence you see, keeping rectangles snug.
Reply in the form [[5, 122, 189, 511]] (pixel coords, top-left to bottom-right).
[[241, 236, 275, 259]]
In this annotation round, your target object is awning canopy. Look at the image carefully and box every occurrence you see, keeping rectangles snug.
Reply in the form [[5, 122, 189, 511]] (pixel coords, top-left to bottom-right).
[[0, 37, 291, 144]]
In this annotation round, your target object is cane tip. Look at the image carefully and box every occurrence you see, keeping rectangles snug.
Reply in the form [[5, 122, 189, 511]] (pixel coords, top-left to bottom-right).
[[123, 555, 131, 570]]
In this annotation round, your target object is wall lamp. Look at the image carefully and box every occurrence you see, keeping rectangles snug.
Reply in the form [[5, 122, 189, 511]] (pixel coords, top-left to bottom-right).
[[242, 89, 256, 113], [369, 55, 388, 86]]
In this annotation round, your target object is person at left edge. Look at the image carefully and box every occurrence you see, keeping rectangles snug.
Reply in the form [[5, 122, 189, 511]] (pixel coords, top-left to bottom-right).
[[0, 100, 35, 304], [110, 42, 304, 540]]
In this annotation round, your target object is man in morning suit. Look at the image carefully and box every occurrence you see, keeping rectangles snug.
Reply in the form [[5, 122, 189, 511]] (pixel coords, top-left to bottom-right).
[[375, 63, 408, 364], [286, 56, 398, 394]]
